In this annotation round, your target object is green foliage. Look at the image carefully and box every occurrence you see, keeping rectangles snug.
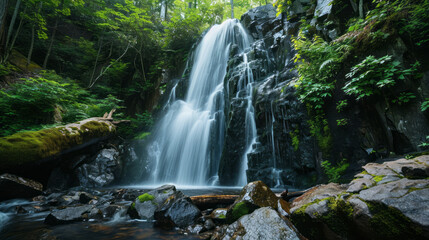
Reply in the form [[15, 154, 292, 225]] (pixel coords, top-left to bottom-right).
[[421, 99, 429, 112], [343, 55, 419, 100], [336, 100, 348, 113], [398, 0, 429, 46], [308, 115, 332, 156], [391, 92, 416, 105], [0, 71, 121, 136], [336, 118, 348, 126], [321, 158, 349, 183], [292, 29, 351, 109], [419, 136, 429, 148]]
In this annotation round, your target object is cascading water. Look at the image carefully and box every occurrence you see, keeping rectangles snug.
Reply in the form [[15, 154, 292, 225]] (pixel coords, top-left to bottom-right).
[[147, 19, 252, 186]]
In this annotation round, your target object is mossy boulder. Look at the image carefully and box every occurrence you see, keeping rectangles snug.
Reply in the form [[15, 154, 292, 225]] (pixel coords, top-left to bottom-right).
[[290, 157, 429, 240], [132, 185, 178, 220], [0, 118, 115, 172], [226, 181, 280, 223]]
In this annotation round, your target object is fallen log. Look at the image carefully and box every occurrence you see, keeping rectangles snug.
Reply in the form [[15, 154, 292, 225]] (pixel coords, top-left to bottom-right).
[[190, 195, 238, 210]]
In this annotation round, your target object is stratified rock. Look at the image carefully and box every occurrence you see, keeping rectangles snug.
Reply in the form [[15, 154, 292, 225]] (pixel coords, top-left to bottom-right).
[[0, 173, 43, 201], [346, 178, 375, 193], [133, 185, 177, 220], [44, 205, 93, 225], [76, 148, 121, 187], [226, 181, 280, 223], [218, 207, 300, 240]]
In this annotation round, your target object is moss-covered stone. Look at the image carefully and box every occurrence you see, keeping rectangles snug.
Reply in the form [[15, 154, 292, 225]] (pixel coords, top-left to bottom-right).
[[0, 118, 115, 170], [227, 201, 254, 223], [366, 201, 425, 240], [138, 193, 155, 203]]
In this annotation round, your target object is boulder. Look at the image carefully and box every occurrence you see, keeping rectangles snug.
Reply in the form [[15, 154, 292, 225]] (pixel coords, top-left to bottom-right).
[[44, 205, 93, 225], [218, 207, 301, 240], [290, 157, 429, 240], [133, 185, 177, 220], [0, 173, 43, 201], [154, 195, 201, 228], [226, 181, 281, 223], [76, 148, 121, 187]]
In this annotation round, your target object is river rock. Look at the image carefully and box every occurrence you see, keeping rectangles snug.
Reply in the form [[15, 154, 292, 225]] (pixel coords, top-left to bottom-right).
[[76, 148, 121, 187], [44, 205, 93, 225], [0, 173, 43, 201], [154, 195, 201, 228], [226, 181, 279, 223], [218, 207, 301, 240], [133, 184, 178, 220]]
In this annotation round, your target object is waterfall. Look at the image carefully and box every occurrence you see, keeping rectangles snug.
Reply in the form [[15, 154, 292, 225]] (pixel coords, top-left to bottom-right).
[[147, 19, 251, 186]]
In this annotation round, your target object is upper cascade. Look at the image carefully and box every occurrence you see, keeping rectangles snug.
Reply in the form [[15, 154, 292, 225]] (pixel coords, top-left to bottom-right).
[[146, 19, 252, 186]]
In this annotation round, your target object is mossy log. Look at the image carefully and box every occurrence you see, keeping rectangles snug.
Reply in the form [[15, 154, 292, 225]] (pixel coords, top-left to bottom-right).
[[0, 117, 116, 172]]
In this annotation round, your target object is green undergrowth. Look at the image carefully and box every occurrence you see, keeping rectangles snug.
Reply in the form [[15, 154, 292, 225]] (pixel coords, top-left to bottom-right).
[[0, 120, 113, 169]]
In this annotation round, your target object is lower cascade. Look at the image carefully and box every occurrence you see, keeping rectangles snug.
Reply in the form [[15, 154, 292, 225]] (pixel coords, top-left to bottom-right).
[[146, 19, 252, 186]]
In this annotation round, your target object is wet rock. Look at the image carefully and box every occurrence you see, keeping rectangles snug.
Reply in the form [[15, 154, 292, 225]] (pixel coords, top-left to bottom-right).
[[226, 181, 279, 223], [385, 158, 429, 179], [76, 148, 121, 187], [133, 185, 177, 220], [291, 183, 347, 211], [187, 224, 204, 234], [315, 0, 333, 18], [362, 162, 398, 177], [88, 208, 103, 220], [0, 174, 43, 201], [79, 192, 94, 204], [359, 178, 428, 202], [155, 196, 201, 228], [44, 205, 93, 225], [204, 219, 215, 230], [219, 207, 300, 240]]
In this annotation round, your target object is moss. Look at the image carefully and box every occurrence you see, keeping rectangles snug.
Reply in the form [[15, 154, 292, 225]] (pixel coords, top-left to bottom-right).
[[218, 214, 226, 219], [289, 129, 300, 151], [366, 201, 424, 239], [0, 119, 114, 170], [373, 175, 385, 183], [227, 201, 257, 223], [138, 193, 155, 203], [134, 132, 151, 140], [308, 116, 332, 157], [131, 202, 136, 209]]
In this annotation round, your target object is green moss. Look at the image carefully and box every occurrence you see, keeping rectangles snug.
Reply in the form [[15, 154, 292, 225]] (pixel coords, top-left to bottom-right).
[[134, 132, 151, 140], [131, 202, 136, 209], [138, 193, 155, 203], [228, 201, 256, 223], [0, 120, 114, 170], [218, 214, 226, 219], [308, 116, 332, 157], [366, 201, 424, 239], [289, 129, 300, 151], [373, 175, 385, 183]]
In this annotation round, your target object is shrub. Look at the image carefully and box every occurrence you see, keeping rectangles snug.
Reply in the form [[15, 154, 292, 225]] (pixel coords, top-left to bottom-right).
[[321, 158, 349, 183]]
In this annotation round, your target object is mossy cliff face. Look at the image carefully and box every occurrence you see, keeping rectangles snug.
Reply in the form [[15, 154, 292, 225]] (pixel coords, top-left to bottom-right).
[[290, 156, 429, 240], [0, 118, 115, 171]]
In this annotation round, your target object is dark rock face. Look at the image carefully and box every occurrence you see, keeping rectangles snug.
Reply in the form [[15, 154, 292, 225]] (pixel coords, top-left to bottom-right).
[[44, 205, 93, 225], [0, 173, 43, 201], [76, 148, 121, 187], [290, 156, 429, 240]]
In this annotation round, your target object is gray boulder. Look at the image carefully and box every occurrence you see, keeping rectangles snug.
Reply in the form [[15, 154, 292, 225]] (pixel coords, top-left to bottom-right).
[[44, 205, 93, 225]]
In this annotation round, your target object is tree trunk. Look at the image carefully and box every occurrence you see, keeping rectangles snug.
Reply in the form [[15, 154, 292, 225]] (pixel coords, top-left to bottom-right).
[[0, 0, 9, 55], [27, 24, 35, 67], [4, 6, 25, 61], [5, 0, 21, 51], [230, 0, 234, 19], [43, 18, 58, 68], [90, 37, 103, 85], [359, 0, 364, 18]]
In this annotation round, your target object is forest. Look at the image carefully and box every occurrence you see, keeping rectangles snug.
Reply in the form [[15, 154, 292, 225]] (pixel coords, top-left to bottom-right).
[[0, 0, 268, 137]]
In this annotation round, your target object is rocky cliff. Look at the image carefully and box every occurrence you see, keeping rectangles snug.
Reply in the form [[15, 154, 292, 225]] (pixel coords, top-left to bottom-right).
[[218, 1, 429, 188]]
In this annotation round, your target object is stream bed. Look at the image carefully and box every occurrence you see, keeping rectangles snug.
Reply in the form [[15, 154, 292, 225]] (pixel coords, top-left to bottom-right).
[[0, 186, 253, 240]]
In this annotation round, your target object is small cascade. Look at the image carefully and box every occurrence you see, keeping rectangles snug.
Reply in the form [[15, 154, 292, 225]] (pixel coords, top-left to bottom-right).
[[237, 53, 258, 186], [146, 19, 251, 186], [162, 82, 178, 111]]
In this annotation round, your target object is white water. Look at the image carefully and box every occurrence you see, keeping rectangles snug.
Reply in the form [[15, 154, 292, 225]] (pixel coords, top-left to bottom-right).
[[147, 19, 252, 186], [237, 53, 258, 185]]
